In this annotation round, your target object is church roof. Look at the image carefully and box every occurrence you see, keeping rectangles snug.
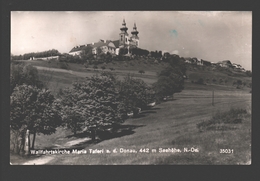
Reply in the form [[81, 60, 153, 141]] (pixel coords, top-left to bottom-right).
[[90, 41, 117, 48], [112, 40, 119, 48], [69, 45, 89, 53], [90, 42, 108, 48]]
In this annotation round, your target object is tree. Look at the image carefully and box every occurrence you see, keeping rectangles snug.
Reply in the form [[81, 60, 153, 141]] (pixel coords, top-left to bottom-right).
[[138, 70, 145, 75], [10, 63, 44, 94], [236, 79, 243, 89], [153, 65, 184, 101], [61, 74, 127, 140], [225, 79, 228, 84], [197, 78, 204, 85], [93, 65, 98, 70], [101, 66, 106, 70], [219, 78, 223, 84], [59, 86, 90, 135], [80, 46, 93, 58], [10, 85, 62, 153], [118, 75, 153, 116], [245, 70, 252, 77], [119, 48, 128, 55]]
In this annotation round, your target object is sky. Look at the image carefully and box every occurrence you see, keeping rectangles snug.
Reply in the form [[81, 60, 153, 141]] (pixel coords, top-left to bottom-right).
[[11, 11, 252, 70]]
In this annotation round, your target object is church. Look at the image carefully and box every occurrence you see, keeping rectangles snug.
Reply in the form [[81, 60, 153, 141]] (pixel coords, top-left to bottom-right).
[[69, 19, 140, 56]]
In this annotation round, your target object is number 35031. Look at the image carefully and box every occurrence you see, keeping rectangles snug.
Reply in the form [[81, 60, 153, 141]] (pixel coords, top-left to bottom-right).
[[220, 149, 233, 153]]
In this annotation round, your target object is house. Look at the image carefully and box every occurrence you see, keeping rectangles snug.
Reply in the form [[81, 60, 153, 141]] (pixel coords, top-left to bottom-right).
[[217, 60, 232, 68], [69, 45, 89, 56], [91, 40, 117, 55], [211, 62, 217, 67], [196, 58, 203, 66], [201, 59, 211, 66], [232, 63, 242, 69], [184, 57, 192, 64]]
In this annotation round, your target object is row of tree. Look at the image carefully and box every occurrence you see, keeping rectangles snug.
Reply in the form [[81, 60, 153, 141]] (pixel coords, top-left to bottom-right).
[[10, 54, 186, 155]]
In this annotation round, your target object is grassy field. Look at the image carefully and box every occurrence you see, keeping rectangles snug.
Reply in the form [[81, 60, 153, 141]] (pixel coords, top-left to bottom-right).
[[10, 59, 251, 165], [20, 59, 251, 94], [11, 89, 251, 165]]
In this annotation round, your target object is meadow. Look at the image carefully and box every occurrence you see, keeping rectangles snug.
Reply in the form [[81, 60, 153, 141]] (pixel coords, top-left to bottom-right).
[[10, 59, 251, 165]]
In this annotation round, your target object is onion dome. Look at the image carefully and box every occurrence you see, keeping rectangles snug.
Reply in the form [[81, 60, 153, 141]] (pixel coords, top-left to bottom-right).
[[120, 19, 128, 32], [131, 23, 139, 36]]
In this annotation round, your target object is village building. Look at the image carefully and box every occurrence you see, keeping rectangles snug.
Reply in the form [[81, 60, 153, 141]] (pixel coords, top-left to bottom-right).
[[217, 60, 232, 68], [29, 55, 59, 61], [68, 19, 140, 56], [232, 63, 242, 69]]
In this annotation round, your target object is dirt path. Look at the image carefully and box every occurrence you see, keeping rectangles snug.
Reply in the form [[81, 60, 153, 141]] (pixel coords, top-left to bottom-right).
[[21, 137, 91, 165]]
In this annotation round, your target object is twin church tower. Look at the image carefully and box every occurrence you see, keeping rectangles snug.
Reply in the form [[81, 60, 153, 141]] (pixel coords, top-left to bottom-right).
[[119, 19, 140, 49]]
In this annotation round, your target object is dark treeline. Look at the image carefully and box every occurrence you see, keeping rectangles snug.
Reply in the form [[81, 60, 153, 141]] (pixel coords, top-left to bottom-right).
[[130, 47, 149, 56], [150, 50, 162, 58]]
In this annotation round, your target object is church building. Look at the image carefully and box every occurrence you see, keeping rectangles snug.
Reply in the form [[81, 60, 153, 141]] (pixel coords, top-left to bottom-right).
[[68, 19, 140, 56]]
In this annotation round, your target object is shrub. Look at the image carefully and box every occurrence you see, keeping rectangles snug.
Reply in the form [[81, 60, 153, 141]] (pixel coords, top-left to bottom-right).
[[93, 65, 98, 70], [225, 79, 228, 84], [196, 78, 204, 85], [245, 70, 252, 77], [60, 62, 69, 69], [197, 108, 247, 132], [101, 66, 106, 70], [138, 70, 145, 74]]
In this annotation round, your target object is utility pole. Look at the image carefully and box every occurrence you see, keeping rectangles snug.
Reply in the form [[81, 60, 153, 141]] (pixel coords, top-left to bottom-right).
[[212, 90, 214, 106]]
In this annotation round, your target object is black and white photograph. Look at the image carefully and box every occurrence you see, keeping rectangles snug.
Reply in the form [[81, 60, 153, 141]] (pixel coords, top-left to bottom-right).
[[9, 11, 252, 165]]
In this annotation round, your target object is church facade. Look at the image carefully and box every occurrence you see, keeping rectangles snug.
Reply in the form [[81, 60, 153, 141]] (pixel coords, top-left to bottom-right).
[[69, 19, 139, 56]]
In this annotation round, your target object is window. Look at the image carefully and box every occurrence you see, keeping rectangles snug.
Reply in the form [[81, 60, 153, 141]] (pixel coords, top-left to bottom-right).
[[126, 38, 127, 42], [121, 35, 123, 41]]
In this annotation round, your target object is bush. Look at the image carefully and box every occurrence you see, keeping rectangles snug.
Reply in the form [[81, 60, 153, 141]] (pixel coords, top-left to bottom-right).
[[93, 65, 98, 70], [101, 66, 106, 70], [196, 78, 204, 85], [60, 62, 69, 69], [138, 70, 145, 74], [245, 70, 252, 77], [197, 108, 247, 132]]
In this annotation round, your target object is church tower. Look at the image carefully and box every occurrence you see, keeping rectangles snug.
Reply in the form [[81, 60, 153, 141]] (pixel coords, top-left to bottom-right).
[[119, 19, 129, 47], [131, 22, 139, 47]]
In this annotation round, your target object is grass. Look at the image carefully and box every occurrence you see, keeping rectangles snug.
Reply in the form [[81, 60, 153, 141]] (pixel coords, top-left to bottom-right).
[[157, 108, 251, 165], [10, 59, 251, 165], [10, 89, 250, 165]]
